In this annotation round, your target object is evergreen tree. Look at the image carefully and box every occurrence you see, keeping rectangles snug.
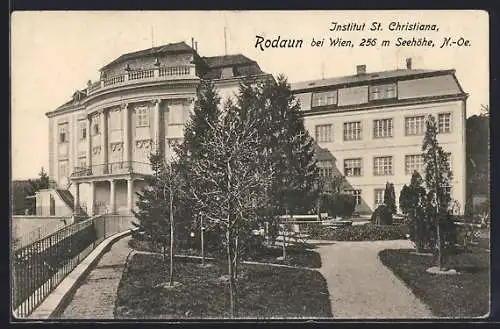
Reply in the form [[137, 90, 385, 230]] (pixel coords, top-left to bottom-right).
[[133, 150, 185, 286], [29, 167, 50, 191], [383, 182, 397, 214], [178, 80, 222, 161], [237, 74, 320, 217], [400, 171, 431, 253], [465, 109, 490, 215], [177, 80, 224, 254], [423, 115, 454, 269]]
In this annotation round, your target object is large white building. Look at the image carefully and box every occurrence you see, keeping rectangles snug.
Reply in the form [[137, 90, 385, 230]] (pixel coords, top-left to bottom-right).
[[43, 41, 271, 217], [291, 59, 468, 215]]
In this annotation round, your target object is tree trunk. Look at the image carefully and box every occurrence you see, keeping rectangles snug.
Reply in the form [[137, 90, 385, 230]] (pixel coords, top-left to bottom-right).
[[201, 216, 205, 267], [413, 210, 421, 254], [162, 244, 167, 282], [437, 215, 443, 269], [234, 233, 239, 280], [226, 228, 235, 318], [169, 185, 174, 286]]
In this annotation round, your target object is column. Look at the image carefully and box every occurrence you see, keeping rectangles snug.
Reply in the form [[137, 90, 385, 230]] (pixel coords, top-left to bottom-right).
[[74, 182, 80, 215], [122, 103, 130, 169], [109, 179, 116, 214], [100, 109, 109, 173], [127, 178, 134, 214], [86, 115, 92, 169], [153, 99, 161, 152], [89, 181, 95, 216]]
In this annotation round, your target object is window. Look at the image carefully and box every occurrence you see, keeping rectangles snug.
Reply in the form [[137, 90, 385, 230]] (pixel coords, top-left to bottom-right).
[[369, 84, 397, 100], [374, 156, 393, 176], [58, 160, 68, 177], [438, 113, 452, 133], [78, 121, 87, 140], [92, 120, 100, 135], [136, 106, 149, 127], [78, 157, 86, 169], [405, 154, 424, 175], [312, 90, 337, 107], [373, 119, 393, 138], [343, 121, 362, 141], [109, 110, 122, 131], [92, 113, 101, 136], [315, 124, 333, 142], [58, 125, 67, 143], [345, 189, 362, 205], [318, 160, 333, 178], [168, 102, 185, 125], [405, 116, 426, 136], [344, 158, 362, 177], [374, 189, 385, 207]]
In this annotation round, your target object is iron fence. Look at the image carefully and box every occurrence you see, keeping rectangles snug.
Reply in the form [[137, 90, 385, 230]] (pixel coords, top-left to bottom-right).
[[11, 214, 135, 318], [12, 219, 70, 251]]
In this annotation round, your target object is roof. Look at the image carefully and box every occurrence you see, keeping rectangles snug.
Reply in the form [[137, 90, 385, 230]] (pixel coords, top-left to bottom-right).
[[313, 142, 336, 162], [202, 54, 256, 68], [200, 54, 266, 79], [100, 41, 195, 71], [291, 69, 454, 92]]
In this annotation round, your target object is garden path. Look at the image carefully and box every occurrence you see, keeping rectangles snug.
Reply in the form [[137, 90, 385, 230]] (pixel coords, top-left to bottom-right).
[[315, 239, 435, 319], [58, 236, 132, 319]]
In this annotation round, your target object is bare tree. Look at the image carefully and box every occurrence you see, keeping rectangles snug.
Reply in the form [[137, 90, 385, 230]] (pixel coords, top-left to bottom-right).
[[190, 103, 274, 317]]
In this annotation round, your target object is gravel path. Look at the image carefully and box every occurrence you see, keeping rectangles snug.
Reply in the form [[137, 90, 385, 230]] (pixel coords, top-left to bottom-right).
[[315, 239, 434, 319], [59, 236, 132, 319]]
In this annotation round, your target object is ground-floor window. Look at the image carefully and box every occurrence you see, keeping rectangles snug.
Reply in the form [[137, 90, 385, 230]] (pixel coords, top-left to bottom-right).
[[374, 189, 385, 207], [345, 189, 362, 205]]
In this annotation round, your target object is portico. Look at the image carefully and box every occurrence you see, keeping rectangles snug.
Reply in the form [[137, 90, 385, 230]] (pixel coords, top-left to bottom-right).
[[73, 175, 144, 216]]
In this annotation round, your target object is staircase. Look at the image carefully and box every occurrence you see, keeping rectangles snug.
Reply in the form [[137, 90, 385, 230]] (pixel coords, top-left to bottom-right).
[[55, 189, 88, 217]]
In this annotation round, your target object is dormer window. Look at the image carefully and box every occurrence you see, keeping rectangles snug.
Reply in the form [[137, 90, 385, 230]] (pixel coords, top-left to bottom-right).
[[312, 90, 337, 107], [369, 84, 397, 101]]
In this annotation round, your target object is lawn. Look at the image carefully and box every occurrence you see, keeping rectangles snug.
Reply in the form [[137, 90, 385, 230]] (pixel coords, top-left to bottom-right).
[[378, 246, 490, 318], [114, 253, 332, 319], [128, 238, 322, 268]]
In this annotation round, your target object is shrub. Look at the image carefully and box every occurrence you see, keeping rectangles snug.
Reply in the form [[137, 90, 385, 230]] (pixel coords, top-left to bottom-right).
[[313, 223, 408, 241], [318, 193, 356, 219], [335, 194, 356, 218], [371, 204, 393, 225]]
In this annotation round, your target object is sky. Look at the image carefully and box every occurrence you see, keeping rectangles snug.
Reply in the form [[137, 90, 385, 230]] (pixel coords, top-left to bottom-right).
[[11, 10, 489, 180]]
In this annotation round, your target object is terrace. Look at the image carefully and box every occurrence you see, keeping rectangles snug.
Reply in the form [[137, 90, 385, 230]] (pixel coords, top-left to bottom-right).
[[86, 64, 198, 96]]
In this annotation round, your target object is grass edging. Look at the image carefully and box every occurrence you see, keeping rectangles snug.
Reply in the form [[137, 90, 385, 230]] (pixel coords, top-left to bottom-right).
[[378, 248, 490, 318]]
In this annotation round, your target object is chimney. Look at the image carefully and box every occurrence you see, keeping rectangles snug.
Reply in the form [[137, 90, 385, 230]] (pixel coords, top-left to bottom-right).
[[195, 41, 198, 52], [356, 64, 366, 75], [191, 37, 194, 49], [406, 58, 412, 70]]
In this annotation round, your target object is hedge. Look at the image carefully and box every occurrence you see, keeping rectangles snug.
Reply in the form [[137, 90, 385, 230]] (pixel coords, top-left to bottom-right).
[[311, 223, 409, 241]]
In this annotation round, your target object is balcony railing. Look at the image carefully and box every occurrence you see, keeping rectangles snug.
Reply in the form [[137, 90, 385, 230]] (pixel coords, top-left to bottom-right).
[[71, 161, 151, 178], [86, 65, 197, 96]]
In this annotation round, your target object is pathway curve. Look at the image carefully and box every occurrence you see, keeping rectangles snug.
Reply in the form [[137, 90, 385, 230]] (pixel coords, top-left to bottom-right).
[[59, 236, 132, 319], [314, 239, 434, 319]]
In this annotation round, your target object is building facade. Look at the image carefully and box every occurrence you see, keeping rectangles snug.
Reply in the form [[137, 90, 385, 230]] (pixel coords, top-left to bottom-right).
[[292, 60, 467, 215], [45, 41, 271, 216]]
